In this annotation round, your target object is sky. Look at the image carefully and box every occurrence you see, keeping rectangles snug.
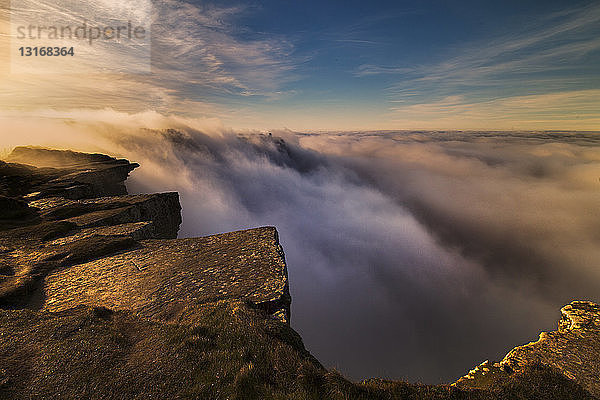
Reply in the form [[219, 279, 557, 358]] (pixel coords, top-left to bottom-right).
[[1, 0, 599, 130]]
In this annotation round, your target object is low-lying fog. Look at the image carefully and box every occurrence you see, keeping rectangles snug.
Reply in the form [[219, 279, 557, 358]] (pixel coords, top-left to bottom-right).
[[3, 115, 599, 383]]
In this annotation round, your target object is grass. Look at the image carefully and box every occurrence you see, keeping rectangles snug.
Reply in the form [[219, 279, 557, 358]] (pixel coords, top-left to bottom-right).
[[0, 301, 595, 400], [0, 148, 10, 161], [0, 232, 136, 306]]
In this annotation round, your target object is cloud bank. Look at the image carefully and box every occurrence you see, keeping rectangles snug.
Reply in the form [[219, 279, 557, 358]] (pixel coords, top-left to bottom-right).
[[2, 113, 598, 383]]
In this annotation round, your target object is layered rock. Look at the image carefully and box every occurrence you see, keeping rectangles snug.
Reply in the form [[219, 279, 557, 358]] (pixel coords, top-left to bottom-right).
[[455, 301, 600, 397], [28, 193, 182, 239], [6, 146, 139, 199], [0, 147, 290, 323]]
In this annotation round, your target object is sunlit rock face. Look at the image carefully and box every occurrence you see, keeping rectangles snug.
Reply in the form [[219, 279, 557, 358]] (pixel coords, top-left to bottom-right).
[[559, 301, 600, 332], [456, 301, 600, 397], [0, 148, 290, 323], [42, 226, 291, 323]]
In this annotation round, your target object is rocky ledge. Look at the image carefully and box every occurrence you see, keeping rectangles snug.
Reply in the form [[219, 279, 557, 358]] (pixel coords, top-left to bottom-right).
[[455, 300, 600, 397], [0, 147, 290, 323]]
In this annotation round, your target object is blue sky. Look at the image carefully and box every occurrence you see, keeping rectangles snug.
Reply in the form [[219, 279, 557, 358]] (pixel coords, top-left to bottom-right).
[[215, 0, 600, 130], [2, 0, 599, 130]]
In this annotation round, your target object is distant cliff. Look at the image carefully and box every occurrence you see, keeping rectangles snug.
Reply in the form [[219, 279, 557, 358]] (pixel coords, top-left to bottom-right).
[[4, 147, 139, 199], [0, 146, 597, 400]]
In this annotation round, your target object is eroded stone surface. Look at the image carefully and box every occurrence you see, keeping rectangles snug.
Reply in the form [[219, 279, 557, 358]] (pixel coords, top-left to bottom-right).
[[0, 147, 289, 323], [43, 227, 291, 322], [559, 301, 600, 332]]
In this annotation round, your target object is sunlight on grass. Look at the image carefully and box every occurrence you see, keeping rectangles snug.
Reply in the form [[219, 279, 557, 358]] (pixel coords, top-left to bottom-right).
[[0, 148, 11, 160]]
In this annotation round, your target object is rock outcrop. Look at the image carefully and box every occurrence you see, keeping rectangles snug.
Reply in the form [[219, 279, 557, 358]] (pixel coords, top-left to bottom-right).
[[42, 226, 291, 322], [0, 147, 290, 322], [455, 301, 600, 397], [4, 146, 139, 199]]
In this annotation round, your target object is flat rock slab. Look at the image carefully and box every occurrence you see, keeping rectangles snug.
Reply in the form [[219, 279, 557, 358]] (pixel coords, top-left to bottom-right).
[[42, 227, 291, 323]]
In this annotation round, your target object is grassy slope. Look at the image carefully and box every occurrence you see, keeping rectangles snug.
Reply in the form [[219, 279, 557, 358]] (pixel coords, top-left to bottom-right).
[[0, 301, 595, 400]]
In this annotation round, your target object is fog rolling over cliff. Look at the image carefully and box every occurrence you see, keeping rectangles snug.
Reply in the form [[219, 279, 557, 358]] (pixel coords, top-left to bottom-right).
[[5, 123, 600, 383]]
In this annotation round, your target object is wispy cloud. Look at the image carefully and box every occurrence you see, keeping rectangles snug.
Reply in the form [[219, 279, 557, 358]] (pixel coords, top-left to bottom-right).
[[356, 2, 600, 127], [386, 90, 600, 130], [0, 0, 299, 115], [151, 0, 297, 97]]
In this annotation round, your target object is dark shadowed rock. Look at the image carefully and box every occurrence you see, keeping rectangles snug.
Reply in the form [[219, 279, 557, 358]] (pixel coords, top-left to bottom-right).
[[0, 160, 61, 198], [29, 193, 182, 238], [0, 196, 33, 220], [5, 147, 139, 199]]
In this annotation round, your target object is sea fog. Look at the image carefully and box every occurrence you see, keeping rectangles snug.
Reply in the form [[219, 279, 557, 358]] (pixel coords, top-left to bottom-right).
[[2, 116, 599, 383]]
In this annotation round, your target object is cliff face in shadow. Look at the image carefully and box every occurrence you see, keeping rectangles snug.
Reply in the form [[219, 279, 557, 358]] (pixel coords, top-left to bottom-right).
[[0, 147, 597, 400]]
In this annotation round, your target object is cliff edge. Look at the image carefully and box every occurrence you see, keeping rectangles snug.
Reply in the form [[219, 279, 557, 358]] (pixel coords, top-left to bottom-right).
[[455, 300, 600, 397], [0, 147, 290, 323]]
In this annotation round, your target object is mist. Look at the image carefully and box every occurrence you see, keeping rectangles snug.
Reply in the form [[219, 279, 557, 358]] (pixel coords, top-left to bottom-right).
[[2, 114, 599, 383]]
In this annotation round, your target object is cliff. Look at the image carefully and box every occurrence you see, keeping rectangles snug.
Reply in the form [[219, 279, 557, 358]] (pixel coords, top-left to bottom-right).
[[0, 147, 597, 400], [455, 301, 600, 397], [42, 227, 291, 323], [4, 147, 139, 199], [0, 147, 290, 322]]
